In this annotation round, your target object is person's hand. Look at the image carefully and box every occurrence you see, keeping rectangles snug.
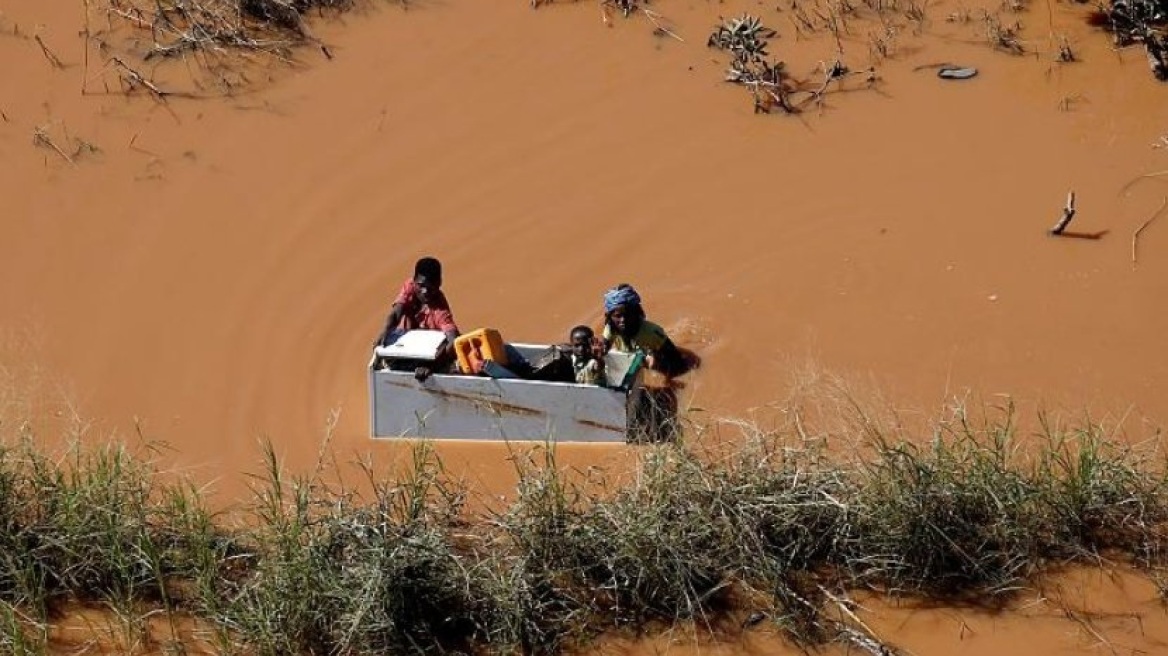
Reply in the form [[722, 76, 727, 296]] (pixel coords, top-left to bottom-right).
[[414, 366, 433, 382], [644, 354, 657, 370]]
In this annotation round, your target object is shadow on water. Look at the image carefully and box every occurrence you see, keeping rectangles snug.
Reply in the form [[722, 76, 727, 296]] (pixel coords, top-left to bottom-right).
[[1052, 229, 1109, 240]]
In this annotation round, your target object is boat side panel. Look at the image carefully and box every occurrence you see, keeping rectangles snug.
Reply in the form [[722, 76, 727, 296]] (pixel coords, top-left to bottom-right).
[[370, 370, 629, 442]]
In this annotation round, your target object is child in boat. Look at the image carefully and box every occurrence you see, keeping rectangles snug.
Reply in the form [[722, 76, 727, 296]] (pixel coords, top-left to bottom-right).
[[375, 256, 460, 381], [569, 325, 605, 385]]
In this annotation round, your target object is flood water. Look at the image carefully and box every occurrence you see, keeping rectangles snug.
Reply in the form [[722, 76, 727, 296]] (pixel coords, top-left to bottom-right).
[[1, 0, 1166, 650]]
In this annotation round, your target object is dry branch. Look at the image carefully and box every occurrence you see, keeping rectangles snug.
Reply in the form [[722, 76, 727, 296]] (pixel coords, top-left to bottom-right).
[[1049, 191, 1077, 235], [1131, 197, 1168, 264], [712, 14, 877, 115], [802, 60, 874, 108], [641, 8, 684, 42], [34, 34, 66, 69], [985, 13, 1026, 55], [1119, 170, 1168, 196], [32, 127, 76, 166], [83, 0, 92, 94], [110, 56, 171, 99], [97, 0, 336, 94], [1061, 607, 1121, 654]]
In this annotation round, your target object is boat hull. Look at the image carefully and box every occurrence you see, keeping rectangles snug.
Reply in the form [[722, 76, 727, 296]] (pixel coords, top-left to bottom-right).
[[368, 345, 640, 442]]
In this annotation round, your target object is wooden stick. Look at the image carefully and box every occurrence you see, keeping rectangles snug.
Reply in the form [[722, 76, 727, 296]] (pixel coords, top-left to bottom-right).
[[1131, 197, 1168, 265], [913, 61, 956, 71], [34, 34, 65, 69], [32, 127, 76, 166], [1049, 191, 1077, 235], [805, 61, 860, 106], [818, 586, 880, 639], [641, 8, 684, 42], [110, 56, 170, 99], [82, 0, 91, 94], [104, 6, 153, 29]]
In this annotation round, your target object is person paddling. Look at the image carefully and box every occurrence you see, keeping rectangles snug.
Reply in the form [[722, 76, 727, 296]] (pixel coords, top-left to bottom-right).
[[601, 284, 686, 377]]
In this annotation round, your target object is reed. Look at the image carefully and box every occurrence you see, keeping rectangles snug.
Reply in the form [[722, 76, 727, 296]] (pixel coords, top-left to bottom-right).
[[208, 441, 487, 654], [0, 397, 1165, 654]]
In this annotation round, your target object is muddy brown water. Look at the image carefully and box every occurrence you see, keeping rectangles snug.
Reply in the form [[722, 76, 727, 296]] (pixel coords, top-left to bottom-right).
[[1, 0, 1167, 651]]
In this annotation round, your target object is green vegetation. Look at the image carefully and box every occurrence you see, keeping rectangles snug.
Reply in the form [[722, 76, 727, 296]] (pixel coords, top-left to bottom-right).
[[0, 400, 1164, 654]]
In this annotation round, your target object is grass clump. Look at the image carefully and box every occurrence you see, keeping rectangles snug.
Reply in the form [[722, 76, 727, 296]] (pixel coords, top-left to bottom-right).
[[849, 412, 1049, 597], [0, 396, 1166, 654], [0, 437, 227, 619], [214, 442, 485, 654]]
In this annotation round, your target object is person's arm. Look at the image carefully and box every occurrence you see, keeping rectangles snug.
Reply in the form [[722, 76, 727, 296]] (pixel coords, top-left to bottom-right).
[[379, 280, 419, 347], [437, 312, 460, 361], [649, 337, 686, 376], [415, 313, 460, 381], [376, 303, 405, 347], [435, 327, 459, 366]]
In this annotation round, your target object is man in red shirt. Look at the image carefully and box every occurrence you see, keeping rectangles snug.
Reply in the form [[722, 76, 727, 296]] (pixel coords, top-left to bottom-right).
[[377, 257, 460, 380]]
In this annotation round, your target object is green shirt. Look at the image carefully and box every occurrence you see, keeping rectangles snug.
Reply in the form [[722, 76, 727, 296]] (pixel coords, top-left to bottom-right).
[[603, 320, 669, 355]]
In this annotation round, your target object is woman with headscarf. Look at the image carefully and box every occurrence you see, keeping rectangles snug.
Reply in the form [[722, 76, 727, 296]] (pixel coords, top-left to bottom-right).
[[601, 283, 686, 376]]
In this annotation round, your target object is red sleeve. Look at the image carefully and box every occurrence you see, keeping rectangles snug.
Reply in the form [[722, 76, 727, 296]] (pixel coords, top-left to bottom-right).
[[430, 307, 459, 335], [393, 279, 417, 308]]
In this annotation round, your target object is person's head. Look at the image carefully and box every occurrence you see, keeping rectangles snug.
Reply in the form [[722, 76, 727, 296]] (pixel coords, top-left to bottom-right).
[[412, 257, 443, 304], [603, 284, 644, 337], [570, 325, 595, 359]]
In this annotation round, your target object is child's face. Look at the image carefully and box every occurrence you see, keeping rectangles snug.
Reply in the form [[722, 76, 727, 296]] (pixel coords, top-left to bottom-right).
[[571, 331, 593, 359], [413, 274, 440, 305]]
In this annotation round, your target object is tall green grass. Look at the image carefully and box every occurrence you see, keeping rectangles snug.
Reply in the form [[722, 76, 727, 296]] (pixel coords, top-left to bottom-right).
[[0, 400, 1165, 654]]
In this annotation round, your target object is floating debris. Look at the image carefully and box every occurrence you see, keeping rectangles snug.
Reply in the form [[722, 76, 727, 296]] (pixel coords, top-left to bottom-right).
[[708, 15, 876, 114], [1049, 191, 1078, 236], [709, 15, 797, 113], [1088, 0, 1168, 80], [937, 66, 978, 79], [707, 14, 776, 56]]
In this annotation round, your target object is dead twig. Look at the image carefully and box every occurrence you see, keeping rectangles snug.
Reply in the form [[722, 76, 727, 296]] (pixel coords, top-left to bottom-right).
[[128, 133, 159, 157], [913, 61, 956, 71], [32, 127, 76, 166], [110, 56, 171, 99], [1049, 191, 1077, 235], [34, 34, 65, 69], [819, 586, 879, 638], [1056, 34, 1076, 62], [1062, 607, 1120, 655], [803, 60, 870, 107], [985, 13, 1025, 55], [1057, 93, 1084, 111], [641, 8, 684, 42], [82, 0, 92, 95], [1131, 197, 1168, 265], [1119, 170, 1168, 197], [819, 587, 898, 655]]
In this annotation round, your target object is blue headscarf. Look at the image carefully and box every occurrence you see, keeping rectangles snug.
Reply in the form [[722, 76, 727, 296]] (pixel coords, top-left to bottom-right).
[[603, 284, 642, 314]]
